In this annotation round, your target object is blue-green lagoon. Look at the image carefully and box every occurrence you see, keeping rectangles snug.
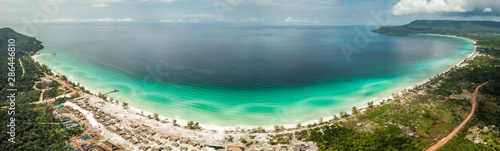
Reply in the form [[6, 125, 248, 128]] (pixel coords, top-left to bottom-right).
[[27, 25, 475, 126]]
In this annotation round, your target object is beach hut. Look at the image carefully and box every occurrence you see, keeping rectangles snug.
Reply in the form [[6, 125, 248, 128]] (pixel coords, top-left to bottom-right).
[[152, 147, 162, 151], [147, 131, 157, 136], [94, 145, 106, 151], [180, 146, 188, 151], [160, 135, 169, 139], [278, 146, 288, 151], [172, 143, 179, 147], [113, 125, 121, 131], [164, 146, 173, 151], [264, 148, 275, 151], [121, 135, 131, 140], [106, 126, 118, 132], [155, 140, 162, 145], [180, 139, 189, 144], [188, 141, 199, 146], [130, 139, 139, 144], [148, 137, 155, 142], [132, 136, 140, 140], [103, 141, 117, 150], [250, 149, 263, 151], [138, 146, 150, 151], [141, 140, 149, 144], [116, 131, 124, 135], [169, 137, 180, 142], [226, 146, 245, 151]]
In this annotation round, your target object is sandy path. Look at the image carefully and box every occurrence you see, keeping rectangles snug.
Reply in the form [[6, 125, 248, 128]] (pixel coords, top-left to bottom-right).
[[64, 101, 100, 127], [33, 81, 41, 90], [54, 79, 82, 96], [18, 58, 25, 77], [39, 91, 44, 102], [426, 81, 489, 151]]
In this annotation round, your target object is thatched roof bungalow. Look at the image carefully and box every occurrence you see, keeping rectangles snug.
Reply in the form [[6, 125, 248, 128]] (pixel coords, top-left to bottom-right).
[[180, 139, 189, 144], [103, 141, 117, 150], [169, 137, 180, 142], [172, 143, 179, 147], [226, 146, 245, 151], [138, 146, 150, 151], [180, 146, 188, 151]]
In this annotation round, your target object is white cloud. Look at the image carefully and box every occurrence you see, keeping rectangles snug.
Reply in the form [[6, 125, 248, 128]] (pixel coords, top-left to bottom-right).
[[89, 0, 124, 7], [283, 17, 320, 23], [159, 0, 176, 3], [159, 19, 178, 23], [50, 18, 134, 22], [95, 18, 114, 22], [51, 18, 77, 22], [92, 2, 109, 7], [239, 18, 264, 22], [116, 18, 133, 21], [391, 0, 500, 15], [158, 19, 205, 23], [392, 0, 467, 15], [253, 0, 338, 10], [178, 14, 217, 18]]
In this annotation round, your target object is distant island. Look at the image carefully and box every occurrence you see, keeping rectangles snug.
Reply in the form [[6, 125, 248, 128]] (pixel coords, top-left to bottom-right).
[[373, 20, 500, 36]]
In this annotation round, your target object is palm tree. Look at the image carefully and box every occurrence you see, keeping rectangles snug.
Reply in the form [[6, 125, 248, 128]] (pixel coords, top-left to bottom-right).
[[187, 121, 194, 129], [194, 122, 200, 129], [368, 101, 374, 108], [154, 113, 159, 121]]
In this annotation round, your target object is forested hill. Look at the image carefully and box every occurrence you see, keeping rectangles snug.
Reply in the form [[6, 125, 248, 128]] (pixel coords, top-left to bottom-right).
[[1, 28, 70, 150], [373, 20, 500, 35], [0, 27, 43, 55], [0, 27, 44, 92]]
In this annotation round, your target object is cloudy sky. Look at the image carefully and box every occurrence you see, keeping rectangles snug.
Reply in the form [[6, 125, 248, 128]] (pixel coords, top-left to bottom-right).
[[1, 0, 499, 25]]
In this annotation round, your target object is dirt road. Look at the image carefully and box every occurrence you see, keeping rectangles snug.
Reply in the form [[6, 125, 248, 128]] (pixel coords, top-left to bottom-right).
[[54, 79, 82, 96], [426, 81, 489, 151], [19, 58, 25, 77]]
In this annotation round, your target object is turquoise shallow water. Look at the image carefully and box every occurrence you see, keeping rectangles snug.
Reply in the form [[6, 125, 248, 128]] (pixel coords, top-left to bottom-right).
[[28, 25, 474, 126]]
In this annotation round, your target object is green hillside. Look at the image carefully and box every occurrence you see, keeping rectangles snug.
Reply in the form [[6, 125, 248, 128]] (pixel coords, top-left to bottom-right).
[[373, 20, 500, 35]]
